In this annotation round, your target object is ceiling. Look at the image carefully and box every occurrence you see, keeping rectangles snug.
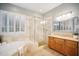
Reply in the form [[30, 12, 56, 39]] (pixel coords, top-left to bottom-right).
[[12, 3, 62, 14]]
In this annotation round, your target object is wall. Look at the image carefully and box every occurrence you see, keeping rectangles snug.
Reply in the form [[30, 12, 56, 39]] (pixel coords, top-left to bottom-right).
[[0, 3, 42, 17], [1, 3, 79, 44], [43, 3, 79, 43], [0, 3, 44, 43]]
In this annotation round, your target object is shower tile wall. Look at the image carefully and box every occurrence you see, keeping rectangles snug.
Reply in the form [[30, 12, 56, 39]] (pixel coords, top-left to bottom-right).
[[29, 16, 44, 43], [43, 17, 52, 43], [35, 17, 43, 43]]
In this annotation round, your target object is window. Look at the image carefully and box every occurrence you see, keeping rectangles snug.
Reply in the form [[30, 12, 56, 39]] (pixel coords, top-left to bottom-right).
[[0, 10, 26, 34]]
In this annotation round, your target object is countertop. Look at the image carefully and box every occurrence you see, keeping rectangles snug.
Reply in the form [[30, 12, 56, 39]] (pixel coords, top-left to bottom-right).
[[48, 35, 79, 42]]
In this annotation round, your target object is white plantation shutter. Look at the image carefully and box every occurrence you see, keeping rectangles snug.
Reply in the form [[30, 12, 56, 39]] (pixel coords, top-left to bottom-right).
[[0, 10, 26, 34]]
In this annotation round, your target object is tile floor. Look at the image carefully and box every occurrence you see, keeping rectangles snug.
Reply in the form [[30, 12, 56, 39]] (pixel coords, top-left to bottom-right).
[[26, 45, 63, 56]]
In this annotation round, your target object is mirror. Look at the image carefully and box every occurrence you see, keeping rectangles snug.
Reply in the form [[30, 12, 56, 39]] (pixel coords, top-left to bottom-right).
[[53, 16, 79, 33]]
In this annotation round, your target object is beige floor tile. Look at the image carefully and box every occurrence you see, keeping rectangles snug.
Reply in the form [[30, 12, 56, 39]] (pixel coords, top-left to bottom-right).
[[25, 45, 63, 56]]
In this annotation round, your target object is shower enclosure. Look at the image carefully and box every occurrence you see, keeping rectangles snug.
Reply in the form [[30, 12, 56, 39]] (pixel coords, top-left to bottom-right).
[[29, 16, 44, 45]]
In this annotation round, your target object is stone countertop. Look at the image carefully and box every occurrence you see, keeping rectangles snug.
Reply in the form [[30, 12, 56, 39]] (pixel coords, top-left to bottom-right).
[[48, 35, 79, 42]]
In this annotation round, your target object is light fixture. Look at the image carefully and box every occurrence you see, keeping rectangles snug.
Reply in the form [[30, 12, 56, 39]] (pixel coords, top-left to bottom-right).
[[66, 12, 72, 17], [62, 14, 66, 18], [56, 11, 72, 21], [56, 16, 62, 21]]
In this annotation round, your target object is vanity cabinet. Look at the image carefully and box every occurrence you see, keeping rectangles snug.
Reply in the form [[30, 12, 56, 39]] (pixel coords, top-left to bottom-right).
[[48, 37, 53, 48], [64, 40, 77, 56], [55, 38, 65, 54], [48, 36, 79, 56], [78, 43, 79, 55], [48, 37, 56, 49]]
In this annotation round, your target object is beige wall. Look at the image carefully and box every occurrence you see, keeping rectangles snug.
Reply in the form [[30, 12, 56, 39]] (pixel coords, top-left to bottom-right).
[[3, 3, 79, 43], [2, 34, 28, 43], [2, 16, 30, 43], [0, 3, 44, 43], [44, 3, 79, 34], [43, 3, 79, 43], [2, 16, 44, 43]]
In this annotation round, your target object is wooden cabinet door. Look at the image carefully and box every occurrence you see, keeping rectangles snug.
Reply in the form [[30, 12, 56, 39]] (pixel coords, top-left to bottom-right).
[[51, 39, 56, 49], [48, 37, 56, 49], [48, 37, 52, 48], [78, 42, 79, 56], [48, 36, 78, 56], [55, 38, 64, 54], [65, 46, 77, 56], [65, 40, 77, 56]]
